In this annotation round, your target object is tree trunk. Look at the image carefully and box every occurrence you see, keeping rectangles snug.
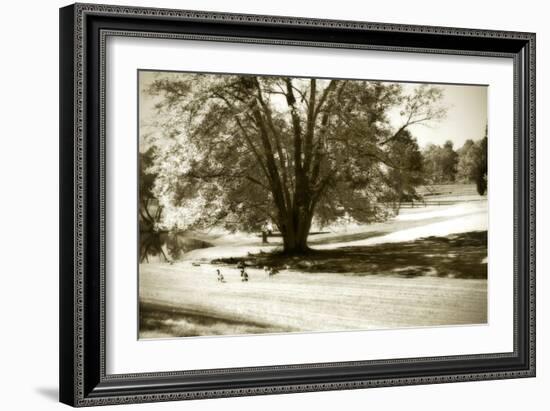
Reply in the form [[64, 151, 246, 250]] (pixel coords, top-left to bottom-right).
[[280, 208, 313, 254]]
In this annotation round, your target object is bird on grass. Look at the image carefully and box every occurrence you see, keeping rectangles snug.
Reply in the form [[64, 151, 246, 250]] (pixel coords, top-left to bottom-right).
[[263, 266, 279, 277]]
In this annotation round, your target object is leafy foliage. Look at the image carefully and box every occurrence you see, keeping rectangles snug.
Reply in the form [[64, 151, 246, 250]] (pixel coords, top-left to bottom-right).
[[422, 140, 459, 184], [143, 73, 445, 252], [456, 129, 488, 195], [382, 130, 425, 205], [139, 147, 163, 231]]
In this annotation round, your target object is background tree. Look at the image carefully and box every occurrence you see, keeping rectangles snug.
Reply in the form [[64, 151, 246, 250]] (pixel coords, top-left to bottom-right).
[[139, 146, 171, 262], [473, 135, 488, 195], [380, 129, 425, 207], [145, 74, 445, 253], [456, 130, 488, 195], [457, 139, 476, 182], [422, 140, 458, 184], [139, 146, 162, 232]]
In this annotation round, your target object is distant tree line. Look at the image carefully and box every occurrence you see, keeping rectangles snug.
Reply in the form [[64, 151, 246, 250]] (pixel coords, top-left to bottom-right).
[[422, 129, 488, 195]]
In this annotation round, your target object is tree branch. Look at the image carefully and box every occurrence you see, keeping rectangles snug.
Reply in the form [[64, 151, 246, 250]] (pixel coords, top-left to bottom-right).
[[303, 78, 317, 174], [252, 78, 293, 208], [284, 77, 306, 197], [312, 80, 337, 120]]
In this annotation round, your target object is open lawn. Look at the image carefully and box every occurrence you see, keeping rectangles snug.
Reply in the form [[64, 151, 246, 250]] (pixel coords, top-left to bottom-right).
[[139, 255, 487, 338]]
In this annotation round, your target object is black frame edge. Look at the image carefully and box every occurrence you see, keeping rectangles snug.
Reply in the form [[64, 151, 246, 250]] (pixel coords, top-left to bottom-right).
[[60, 3, 76, 407], [524, 32, 536, 377]]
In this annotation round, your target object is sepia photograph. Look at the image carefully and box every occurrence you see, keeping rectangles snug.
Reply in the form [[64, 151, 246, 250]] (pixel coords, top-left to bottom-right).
[[138, 70, 488, 339]]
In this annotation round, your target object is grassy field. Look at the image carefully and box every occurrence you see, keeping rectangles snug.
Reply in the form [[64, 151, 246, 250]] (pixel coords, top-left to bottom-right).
[[139, 253, 487, 338], [139, 184, 488, 338]]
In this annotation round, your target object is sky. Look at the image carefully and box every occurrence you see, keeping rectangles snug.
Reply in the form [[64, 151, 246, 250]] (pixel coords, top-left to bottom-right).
[[139, 71, 488, 150], [398, 83, 487, 149]]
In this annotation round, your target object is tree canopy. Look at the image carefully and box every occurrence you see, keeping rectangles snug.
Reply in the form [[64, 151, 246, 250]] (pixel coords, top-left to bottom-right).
[[142, 73, 446, 253], [422, 140, 459, 184]]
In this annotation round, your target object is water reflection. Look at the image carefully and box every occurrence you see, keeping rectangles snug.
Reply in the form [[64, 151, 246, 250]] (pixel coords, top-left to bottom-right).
[[140, 231, 212, 263]]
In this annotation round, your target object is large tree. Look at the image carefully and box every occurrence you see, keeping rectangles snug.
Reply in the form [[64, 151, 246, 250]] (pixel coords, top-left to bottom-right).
[[145, 74, 445, 253]]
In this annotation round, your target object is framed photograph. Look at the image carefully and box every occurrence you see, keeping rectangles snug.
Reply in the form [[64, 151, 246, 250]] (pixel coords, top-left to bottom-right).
[[59, 3, 535, 407]]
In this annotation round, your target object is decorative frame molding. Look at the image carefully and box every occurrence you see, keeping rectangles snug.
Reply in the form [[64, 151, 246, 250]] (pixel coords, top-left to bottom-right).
[[60, 3, 535, 407]]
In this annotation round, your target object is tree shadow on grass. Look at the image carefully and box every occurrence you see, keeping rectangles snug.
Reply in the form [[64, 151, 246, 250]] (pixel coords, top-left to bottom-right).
[[139, 302, 292, 338], [214, 231, 487, 279]]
